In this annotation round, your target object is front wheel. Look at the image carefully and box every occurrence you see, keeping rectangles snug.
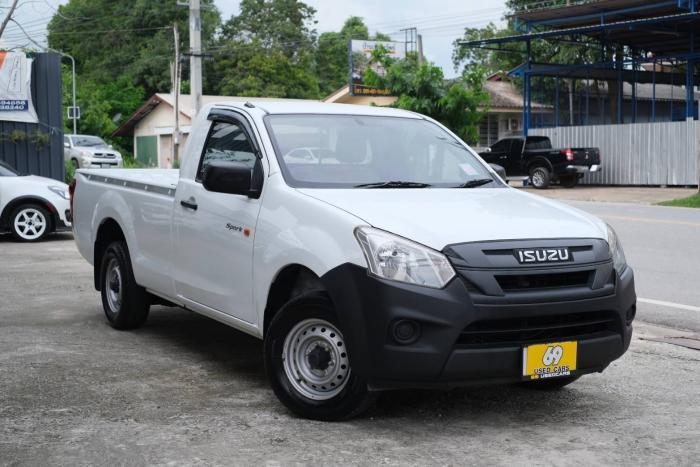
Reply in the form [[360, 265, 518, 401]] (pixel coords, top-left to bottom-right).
[[529, 166, 551, 189], [264, 293, 376, 421], [10, 204, 51, 242]]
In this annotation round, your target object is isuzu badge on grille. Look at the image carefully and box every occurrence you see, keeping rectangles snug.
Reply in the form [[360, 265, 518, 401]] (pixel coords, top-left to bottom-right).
[[515, 247, 572, 264]]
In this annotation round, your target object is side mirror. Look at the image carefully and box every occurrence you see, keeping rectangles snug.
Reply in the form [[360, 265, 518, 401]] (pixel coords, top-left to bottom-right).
[[483, 147, 491, 153], [489, 163, 507, 181], [202, 158, 263, 198], [64, 142, 70, 148]]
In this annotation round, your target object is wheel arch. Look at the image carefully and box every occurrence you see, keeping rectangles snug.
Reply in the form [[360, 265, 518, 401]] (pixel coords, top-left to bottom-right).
[[526, 156, 554, 172], [93, 217, 127, 291], [0, 195, 58, 232], [262, 264, 326, 337]]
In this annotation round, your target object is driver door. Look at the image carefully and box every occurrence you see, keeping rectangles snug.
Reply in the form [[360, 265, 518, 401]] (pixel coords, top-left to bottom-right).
[[173, 112, 264, 324]]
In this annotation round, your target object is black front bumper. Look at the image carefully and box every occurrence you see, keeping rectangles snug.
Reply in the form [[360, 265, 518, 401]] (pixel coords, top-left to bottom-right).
[[320, 242, 635, 390]]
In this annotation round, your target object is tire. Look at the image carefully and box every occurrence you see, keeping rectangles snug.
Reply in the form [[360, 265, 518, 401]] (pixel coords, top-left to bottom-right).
[[99, 241, 150, 330], [71, 158, 80, 170], [559, 175, 579, 188], [10, 204, 51, 242], [529, 166, 551, 189], [264, 293, 377, 421], [520, 375, 580, 390]]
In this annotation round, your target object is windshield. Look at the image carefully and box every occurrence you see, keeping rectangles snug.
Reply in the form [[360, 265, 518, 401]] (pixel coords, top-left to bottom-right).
[[266, 115, 496, 188], [0, 161, 19, 176], [72, 135, 108, 147]]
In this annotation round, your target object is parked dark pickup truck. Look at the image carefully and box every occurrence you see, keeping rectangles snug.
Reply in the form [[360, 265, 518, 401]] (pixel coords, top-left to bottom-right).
[[479, 136, 601, 188]]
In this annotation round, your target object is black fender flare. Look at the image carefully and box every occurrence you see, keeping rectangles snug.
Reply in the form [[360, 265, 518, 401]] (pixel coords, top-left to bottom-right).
[[526, 157, 554, 174]]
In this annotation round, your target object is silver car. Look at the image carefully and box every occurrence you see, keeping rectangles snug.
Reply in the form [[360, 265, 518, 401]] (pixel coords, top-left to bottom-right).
[[64, 134, 123, 169]]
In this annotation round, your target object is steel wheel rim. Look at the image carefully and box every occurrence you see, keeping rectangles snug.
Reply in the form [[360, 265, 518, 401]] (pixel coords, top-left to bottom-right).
[[105, 257, 123, 313], [14, 208, 47, 240], [282, 318, 350, 400], [532, 169, 545, 187]]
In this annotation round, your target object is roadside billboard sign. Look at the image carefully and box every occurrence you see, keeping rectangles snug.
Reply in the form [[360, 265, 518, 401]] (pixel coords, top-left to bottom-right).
[[0, 52, 39, 124], [349, 40, 406, 96]]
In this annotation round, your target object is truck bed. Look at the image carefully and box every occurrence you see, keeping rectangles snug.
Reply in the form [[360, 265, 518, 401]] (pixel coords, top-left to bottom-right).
[[77, 169, 179, 195]]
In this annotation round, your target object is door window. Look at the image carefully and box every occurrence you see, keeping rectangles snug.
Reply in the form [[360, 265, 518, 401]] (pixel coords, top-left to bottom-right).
[[197, 120, 257, 181], [491, 139, 511, 153]]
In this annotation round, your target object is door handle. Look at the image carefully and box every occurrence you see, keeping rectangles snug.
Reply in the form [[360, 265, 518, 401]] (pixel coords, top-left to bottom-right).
[[180, 198, 198, 211]]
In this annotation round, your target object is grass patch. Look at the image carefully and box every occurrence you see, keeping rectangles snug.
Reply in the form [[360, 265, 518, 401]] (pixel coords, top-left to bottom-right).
[[657, 193, 700, 208]]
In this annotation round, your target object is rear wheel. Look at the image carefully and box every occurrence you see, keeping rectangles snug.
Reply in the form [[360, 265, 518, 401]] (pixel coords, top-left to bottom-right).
[[99, 241, 150, 330], [559, 175, 580, 188], [529, 166, 551, 189], [264, 293, 377, 421], [520, 375, 580, 390], [10, 204, 51, 242]]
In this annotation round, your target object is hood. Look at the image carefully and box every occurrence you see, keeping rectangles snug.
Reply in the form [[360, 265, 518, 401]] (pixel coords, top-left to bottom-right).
[[297, 187, 607, 250]]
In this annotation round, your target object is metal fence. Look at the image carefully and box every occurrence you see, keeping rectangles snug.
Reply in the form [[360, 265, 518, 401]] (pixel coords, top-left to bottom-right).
[[0, 53, 64, 182], [530, 120, 699, 186]]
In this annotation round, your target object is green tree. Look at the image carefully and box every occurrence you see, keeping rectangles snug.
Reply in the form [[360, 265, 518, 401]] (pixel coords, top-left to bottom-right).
[[48, 0, 221, 96], [365, 53, 489, 144], [211, 0, 320, 99], [61, 68, 144, 154], [48, 0, 221, 154], [315, 16, 390, 96]]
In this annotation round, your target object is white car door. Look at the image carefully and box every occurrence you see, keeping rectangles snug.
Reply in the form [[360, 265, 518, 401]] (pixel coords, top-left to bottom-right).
[[173, 111, 264, 324]]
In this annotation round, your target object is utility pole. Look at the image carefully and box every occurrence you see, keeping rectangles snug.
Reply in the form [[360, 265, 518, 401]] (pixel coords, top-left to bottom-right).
[[173, 23, 181, 167], [189, 0, 203, 116]]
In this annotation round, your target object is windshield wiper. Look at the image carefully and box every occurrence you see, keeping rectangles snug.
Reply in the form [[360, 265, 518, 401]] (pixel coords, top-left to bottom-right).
[[453, 178, 494, 188], [354, 181, 432, 188]]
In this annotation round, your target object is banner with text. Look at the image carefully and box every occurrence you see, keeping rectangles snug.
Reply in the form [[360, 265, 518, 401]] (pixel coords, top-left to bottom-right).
[[349, 40, 406, 97], [0, 52, 39, 124]]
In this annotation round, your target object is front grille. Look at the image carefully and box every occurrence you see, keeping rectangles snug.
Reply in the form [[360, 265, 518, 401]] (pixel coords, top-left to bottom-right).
[[93, 152, 116, 159], [495, 270, 592, 291], [457, 310, 619, 347]]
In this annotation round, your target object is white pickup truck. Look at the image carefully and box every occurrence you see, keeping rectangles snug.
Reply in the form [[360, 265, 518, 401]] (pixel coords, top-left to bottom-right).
[[72, 101, 636, 420]]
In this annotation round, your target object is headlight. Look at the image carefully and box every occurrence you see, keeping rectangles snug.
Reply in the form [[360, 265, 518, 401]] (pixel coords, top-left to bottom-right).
[[354, 226, 456, 288], [606, 224, 627, 274], [48, 185, 69, 200]]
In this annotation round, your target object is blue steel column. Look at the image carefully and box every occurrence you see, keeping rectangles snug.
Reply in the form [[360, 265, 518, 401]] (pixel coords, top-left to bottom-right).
[[652, 58, 656, 123], [555, 77, 560, 126], [617, 52, 623, 124], [687, 30, 695, 119], [632, 52, 638, 123], [524, 35, 532, 136]]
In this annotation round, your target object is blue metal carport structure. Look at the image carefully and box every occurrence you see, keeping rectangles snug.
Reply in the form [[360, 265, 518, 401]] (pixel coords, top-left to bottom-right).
[[459, 0, 700, 136]]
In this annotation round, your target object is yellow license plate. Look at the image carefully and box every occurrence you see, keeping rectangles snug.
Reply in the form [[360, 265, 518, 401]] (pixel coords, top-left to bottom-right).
[[523, 341, 577, 380]]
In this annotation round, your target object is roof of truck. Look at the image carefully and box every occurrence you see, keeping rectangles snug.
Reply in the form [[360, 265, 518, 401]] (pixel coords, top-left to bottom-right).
[[212, 100, 424, 119]]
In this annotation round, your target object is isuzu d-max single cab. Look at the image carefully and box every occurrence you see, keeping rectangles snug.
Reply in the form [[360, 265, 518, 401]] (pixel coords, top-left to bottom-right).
[[72, 101, 636, 420]]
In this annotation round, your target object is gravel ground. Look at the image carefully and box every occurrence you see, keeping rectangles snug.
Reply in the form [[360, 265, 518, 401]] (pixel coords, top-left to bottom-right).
[[1, 234, 699, 466]]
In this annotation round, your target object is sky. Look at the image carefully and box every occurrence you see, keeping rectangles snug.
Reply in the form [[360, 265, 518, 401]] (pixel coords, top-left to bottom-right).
[[0, 0, 507, 79]]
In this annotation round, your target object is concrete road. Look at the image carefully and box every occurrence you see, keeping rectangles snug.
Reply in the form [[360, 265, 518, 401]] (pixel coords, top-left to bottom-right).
[[1, 201, 699, 466]]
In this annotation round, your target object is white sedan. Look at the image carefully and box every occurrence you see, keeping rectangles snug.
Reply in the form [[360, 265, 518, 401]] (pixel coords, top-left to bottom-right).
[[0, 161, 72, 242]]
